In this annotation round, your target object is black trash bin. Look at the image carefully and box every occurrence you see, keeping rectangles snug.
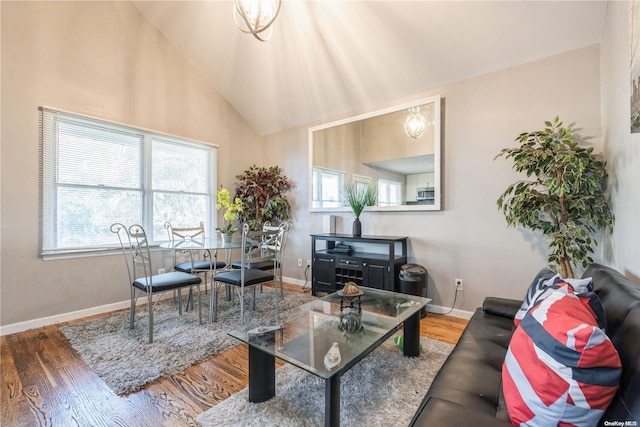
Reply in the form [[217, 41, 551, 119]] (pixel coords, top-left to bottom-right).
[[399, 264, 428, 318]]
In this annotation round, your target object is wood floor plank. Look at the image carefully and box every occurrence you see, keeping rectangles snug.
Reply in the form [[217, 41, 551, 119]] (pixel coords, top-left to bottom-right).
[[1, 336, 31, 426], [1, 283, 467, 426]]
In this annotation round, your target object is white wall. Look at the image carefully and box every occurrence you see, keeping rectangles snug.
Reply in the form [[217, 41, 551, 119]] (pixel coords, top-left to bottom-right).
[[268, 45, 603, 313], [0, 2, 262, 327], [601, 1, 640, 281]]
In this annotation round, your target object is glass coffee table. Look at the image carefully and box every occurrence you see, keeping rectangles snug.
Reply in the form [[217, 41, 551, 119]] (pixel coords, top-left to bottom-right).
[[228, 286, 431, 427]]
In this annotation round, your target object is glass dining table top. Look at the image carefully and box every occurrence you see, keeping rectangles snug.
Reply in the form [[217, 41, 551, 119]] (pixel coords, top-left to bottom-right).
[[159, 237, 243, 251], [228, 286, 431, 379]]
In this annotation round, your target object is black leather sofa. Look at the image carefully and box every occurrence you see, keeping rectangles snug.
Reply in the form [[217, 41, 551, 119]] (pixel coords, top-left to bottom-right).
[[409, 263, 640, 426]]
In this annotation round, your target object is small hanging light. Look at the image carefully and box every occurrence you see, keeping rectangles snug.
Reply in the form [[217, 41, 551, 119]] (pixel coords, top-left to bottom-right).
[[404, 107, 426, 139], [233, 0, 282, 42]]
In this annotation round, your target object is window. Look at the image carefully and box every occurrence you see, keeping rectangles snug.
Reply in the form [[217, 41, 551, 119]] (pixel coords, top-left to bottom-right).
[[378, 179, 403, 206], [40, 107, 217, 256], [312, 167, 344, 208], [352, 174, 372, 194]]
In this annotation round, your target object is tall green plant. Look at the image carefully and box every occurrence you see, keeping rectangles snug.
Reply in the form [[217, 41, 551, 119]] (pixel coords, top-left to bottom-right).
[[495, 117, 614, 278], [234, 165, 293, 231], [343, 182, 377, 218]]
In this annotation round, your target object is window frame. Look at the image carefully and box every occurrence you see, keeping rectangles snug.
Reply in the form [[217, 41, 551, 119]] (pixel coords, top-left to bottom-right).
[[40, 106, 218, 258], [312, 167, 345, 209], [377, 179, 403, 206]]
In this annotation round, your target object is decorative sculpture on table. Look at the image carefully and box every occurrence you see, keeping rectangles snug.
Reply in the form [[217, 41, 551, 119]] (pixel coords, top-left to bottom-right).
[[324, 342, 341, 370], [337, 282, 364, 334], [338, 282, 364, 312]]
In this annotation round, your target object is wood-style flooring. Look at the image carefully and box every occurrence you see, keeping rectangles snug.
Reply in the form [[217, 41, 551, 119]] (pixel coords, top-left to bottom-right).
[[1, 283, 468, 427]]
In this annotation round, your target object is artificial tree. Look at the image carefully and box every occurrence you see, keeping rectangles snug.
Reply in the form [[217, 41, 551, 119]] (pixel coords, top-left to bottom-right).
[[495, 117, 614, 278], [234, 165, 293, 231]]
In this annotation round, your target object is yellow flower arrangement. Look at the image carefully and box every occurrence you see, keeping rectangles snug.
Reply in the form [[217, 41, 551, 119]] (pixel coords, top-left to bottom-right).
[[215, 188, 243, 235]]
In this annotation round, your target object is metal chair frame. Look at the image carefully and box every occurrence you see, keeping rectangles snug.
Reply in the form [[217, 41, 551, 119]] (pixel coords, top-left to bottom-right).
[[111, 223, 202, 343], [211, 223, 281, 328], [259, 221, 291, 297], [232, 221, 291, 297], [164, 221, 225, 299]]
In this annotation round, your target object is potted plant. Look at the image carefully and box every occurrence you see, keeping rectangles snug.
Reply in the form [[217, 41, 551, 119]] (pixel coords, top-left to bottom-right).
[[215, 188, 243, 242], [234, 165, 293, 231], [343, 182, 378, 237], [495, 117, 614, 278]]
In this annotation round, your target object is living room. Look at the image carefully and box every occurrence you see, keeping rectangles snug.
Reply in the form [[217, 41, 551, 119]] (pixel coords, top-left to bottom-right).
[[1, 1, 639, 426]]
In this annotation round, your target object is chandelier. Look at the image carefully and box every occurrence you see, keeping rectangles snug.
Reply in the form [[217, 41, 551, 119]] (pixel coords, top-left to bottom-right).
[[404, 107, 427, 139], [233, 0, 282, 42]]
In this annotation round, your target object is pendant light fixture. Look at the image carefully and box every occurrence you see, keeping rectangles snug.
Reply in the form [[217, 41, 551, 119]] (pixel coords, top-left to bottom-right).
[[233, 0, 282, 42], [404, 107, 427, 139]]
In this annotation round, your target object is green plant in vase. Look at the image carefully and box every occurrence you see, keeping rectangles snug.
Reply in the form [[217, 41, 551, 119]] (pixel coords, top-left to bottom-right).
[[495, 117, 614, 277], [215, 188, 243, 241], [343, 182, 377, 237]]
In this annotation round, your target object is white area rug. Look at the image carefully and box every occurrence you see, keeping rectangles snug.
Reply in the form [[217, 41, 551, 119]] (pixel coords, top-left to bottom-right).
[[196, 336, 453, 427], [60, 288, 315, 395]]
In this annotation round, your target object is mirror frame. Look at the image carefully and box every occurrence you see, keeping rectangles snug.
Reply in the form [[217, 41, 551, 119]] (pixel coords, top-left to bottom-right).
[[308, 94, 442, 212]]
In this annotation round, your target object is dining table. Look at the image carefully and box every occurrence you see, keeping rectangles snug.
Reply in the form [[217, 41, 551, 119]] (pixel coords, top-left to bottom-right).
[[160, 236, 244, 321]]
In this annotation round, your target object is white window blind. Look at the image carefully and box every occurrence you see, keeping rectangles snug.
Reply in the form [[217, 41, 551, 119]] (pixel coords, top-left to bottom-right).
[[40, 107, 217, 256]]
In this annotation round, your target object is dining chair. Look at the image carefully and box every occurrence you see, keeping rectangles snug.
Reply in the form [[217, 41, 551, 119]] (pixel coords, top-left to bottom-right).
[[111, 223, 203, 343], [210, 223, 281, 327], [231, 221, 291, 297], [164, 221, 227, 299]]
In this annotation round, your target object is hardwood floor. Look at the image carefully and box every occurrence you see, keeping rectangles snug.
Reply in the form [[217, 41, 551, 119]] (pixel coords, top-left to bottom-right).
[[1, 283, 468, 427]]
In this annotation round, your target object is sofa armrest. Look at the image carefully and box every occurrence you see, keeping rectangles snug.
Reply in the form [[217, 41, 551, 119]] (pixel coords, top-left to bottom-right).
[[482, 297, 522, 319]]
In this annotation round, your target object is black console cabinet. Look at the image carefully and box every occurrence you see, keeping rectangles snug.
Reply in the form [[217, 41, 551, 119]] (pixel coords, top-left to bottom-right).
[[311, 234, 408, 296]]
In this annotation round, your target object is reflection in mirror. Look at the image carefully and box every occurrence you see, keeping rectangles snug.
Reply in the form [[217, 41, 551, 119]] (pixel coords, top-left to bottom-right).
[[309, 95, 441, 212]]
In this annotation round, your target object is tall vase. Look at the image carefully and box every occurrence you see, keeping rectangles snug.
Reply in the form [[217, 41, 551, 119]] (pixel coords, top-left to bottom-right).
[[352, 218, 362, 237]]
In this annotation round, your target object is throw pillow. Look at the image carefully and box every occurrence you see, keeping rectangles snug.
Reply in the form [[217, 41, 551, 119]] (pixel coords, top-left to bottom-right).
[[514, 267, 556, 326], [514, 267, 594, 327], [503, 285, 621, 426]]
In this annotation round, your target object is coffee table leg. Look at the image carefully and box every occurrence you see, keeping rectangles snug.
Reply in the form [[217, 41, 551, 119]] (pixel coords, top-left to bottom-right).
[[403, 311, 421, 357], [248, 346, 275, 403], [325, 375, 340, 427]]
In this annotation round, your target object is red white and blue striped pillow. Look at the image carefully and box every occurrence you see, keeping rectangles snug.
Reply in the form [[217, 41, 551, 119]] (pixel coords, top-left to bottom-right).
[[503, 284, 621, 426], [514, 269, 594, 327]]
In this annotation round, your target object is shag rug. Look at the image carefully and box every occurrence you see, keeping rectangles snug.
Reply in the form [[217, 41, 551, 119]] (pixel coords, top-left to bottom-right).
[[196, 336, 454, 427], [60, 288, 315, 395]]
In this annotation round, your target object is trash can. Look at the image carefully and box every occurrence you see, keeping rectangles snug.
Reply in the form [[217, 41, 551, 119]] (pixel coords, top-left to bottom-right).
[[399, 264, 428, 318]]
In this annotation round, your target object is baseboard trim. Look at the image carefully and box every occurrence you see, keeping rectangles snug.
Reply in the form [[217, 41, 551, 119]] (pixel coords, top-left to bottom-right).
[[426, 304, 474, 319], [0, 278, 470, 336], [281, 276, 309, 289], [0, 291, 185, 336], [1, 300, 132, 336]]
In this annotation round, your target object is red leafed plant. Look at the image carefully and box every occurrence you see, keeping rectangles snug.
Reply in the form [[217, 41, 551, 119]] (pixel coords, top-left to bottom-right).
[[234, 165, 293, 231]]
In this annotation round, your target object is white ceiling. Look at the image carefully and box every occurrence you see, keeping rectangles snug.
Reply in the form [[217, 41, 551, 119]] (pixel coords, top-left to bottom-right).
[[132, 1, 607, 136]]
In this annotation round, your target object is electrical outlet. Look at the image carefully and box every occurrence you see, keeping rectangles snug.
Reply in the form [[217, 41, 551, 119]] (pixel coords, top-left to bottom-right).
[[455, 278, 463, 291], [158, 268, 166, 275], [306, 259, 311, 267], [297, 258, 303, 267]]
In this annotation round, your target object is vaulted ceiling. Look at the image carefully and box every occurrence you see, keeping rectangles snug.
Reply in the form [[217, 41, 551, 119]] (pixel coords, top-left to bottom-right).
[[133, 1, 607, 136]]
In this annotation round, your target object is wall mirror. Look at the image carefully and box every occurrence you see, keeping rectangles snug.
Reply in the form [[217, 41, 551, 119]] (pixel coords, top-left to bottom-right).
[[309, 95, 441, 212]]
